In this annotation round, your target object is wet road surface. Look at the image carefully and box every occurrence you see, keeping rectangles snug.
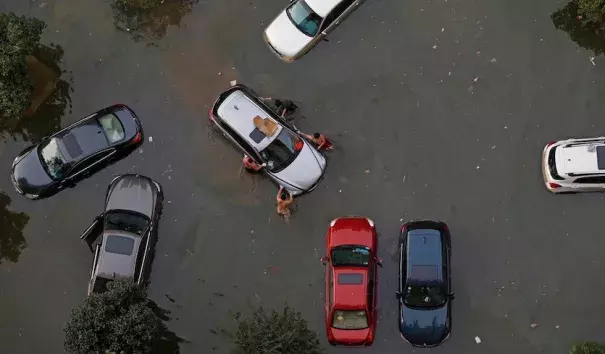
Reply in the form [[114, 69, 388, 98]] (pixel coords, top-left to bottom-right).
[[1, 0, 605, 353]]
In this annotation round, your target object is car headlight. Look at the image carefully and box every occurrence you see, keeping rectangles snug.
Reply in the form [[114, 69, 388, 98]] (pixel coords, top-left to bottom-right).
[[24, 193, 39, 199]]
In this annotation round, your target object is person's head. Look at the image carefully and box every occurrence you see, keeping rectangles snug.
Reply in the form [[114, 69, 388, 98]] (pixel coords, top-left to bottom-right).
[[280, 192, 288, 200], [313, 133, 321, 139]]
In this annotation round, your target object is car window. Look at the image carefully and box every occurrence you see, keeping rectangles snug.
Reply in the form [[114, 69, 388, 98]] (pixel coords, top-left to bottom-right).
[[367, 264, 375, 309], [331, 245, 371, 267], [404, 283, 446, 308], [105, 235, 135, 255], [286, 0, 322, 37], [321, 0, 355, 30], [260, 128, 303, 172], [574, 176, 605, 184], [332, 310, 369, 330], [67, 150, 113, 177], [328, 267, 334, 308], [104, 211, 150, 236], [39, 137, 72, 180], [98, 113, 125, 144], [134, 234, 148, 281]]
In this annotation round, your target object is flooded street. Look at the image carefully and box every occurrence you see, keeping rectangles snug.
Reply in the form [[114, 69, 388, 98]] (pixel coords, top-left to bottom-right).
[[1, 0, 605, 353]]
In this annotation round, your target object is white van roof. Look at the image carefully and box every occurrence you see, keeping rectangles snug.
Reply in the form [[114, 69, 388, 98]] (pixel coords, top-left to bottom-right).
[[217, 90, 282, 151]]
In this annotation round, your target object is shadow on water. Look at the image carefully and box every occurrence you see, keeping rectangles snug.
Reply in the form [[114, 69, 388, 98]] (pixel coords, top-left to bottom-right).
[[147, 300, 190, 353], [0, 191, 30, 265], [4, 43, 73, 142], [111, 0, 199, 43], [552, 1, 605, 55]]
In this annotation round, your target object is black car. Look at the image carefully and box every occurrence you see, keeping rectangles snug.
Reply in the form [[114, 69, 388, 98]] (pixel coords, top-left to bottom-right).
[[396, 220, 454, 347], [10, 104, 143, 200], [80, 174, 163, 295]]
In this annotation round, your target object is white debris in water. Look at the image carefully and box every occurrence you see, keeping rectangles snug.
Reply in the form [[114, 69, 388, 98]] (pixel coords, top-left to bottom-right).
[[590, 56, 596, 66], [230, 80, 237, 86], [475, 336, 482, 344], [148, 136, 153, 142], [490, 58, 497, 63]]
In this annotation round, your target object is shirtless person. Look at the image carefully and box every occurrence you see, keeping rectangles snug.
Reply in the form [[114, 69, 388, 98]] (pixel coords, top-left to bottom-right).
[[242, 155, 263, 173], [302, 132, 333, 151], [276, 186, 294, 220]]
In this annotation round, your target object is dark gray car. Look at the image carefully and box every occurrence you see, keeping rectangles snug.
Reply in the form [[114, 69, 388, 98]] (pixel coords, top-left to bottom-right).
[[80, 174, 163, 295]]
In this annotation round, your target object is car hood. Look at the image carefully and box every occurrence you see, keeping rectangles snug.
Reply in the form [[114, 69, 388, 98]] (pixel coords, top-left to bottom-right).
[[12, 148, 54, 194], [400, 303, 449, 346], [106, 176, 155, 218], [274, 142, 325, 192], [265, 11, 314, 57]]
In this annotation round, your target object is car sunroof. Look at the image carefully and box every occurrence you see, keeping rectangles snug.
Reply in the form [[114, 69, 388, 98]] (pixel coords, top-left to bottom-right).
[[249, 128, 266, 144], [62, 133, 83, 159], [597, 146, 605, 170], [338, 273, 363, 285]]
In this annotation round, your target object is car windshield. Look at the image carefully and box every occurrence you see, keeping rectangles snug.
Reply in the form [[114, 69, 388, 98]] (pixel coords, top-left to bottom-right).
[[260, 128, 304, 172], [286, 0, 322, 37], [331, 246, 371, 267], [98, 113, 125, 144], [39, 137, 71, 180], [104, 211, 149, 236], [332, 310, 369, 330], [404, 284, 447, 308]]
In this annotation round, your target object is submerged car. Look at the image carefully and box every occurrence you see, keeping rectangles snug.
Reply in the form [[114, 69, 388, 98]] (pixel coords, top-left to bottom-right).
[[80, 174, 163, 295], [397, 220, 453, 347], [10, 104, 143, 199], [542, 137, 605, 193], [322, 217, 380, 346], [263, 0, 364, 62], [209, 84, 326, 195]]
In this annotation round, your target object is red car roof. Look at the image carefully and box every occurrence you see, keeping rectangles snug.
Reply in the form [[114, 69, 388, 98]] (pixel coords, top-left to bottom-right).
[[332, 267, 368, 310], [329, 217, 375, 249]]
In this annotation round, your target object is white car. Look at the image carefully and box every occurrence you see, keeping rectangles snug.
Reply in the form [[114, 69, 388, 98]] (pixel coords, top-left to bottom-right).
[[542, 137, 605, 193], [263, 0, 364, 62], [209, 84, 326, 195]]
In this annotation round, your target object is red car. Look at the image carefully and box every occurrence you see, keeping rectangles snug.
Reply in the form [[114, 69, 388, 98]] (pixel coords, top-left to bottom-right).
[[321, 216, 381, 346]]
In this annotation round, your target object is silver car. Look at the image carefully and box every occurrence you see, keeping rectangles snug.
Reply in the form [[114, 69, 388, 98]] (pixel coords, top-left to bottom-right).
[[263, 0, 364, 62], [80, 174, 163, 295], [209, 84, 326, 195]]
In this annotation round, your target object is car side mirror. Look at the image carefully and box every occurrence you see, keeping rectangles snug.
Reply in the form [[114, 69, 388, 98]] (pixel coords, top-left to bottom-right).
[[395, 291, 402, 299], [449, 292, 456, 300], [374, 257, 383, 267], [320, 256, 329, 264]]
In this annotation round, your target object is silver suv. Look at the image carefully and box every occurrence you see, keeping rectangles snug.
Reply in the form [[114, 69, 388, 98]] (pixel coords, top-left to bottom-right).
[[542, 137, 605, 193]]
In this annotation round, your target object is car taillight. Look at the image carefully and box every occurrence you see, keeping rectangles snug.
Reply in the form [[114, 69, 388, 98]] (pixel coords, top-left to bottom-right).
[[546, 141, 556, 147], [132, 131, 142, 144], [295, 140, 304, 151], [548, 182, 561, 189]]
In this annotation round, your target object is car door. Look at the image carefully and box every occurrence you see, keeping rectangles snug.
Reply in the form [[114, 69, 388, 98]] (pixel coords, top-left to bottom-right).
[[64, 149, 116, 184], [319, 0, 356, 37], [367, 261, 377, 323], [135, 233, 150, 284], [573, 176, 605, 191], [87, 243, 102, 294]]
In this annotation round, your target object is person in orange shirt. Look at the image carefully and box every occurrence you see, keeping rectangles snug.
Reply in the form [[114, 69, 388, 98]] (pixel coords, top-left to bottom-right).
[[242, 155, 263, 173], [302, 132, 333, 151], [276, 186, 294, 220]]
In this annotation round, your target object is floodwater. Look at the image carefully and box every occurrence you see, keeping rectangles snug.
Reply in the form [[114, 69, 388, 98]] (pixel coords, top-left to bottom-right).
[[1, 0, 605, 353]]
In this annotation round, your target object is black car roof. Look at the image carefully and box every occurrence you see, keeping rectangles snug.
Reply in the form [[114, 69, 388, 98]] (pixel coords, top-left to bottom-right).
[[405, 228, 444, 283], [60, 121, 109, 161]]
